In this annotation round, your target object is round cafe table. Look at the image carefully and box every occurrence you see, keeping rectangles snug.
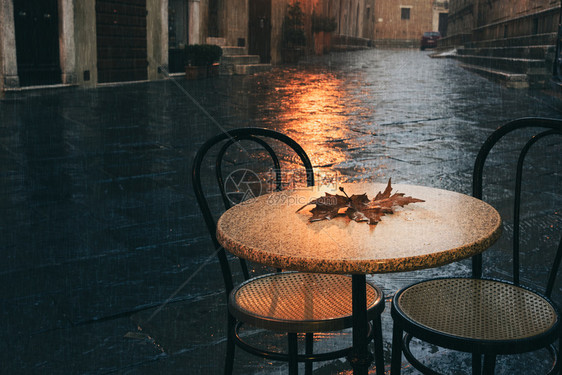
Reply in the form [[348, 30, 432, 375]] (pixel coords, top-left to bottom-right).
[[216, 183, 502, 374]]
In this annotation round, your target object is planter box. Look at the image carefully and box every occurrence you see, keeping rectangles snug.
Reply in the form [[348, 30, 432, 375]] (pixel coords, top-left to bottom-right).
[[314, 32, 333, 55], [282, 47, 304, 64], [323, 32, 332, 54], [185, 66, 207, 80], [185, 63, 220, 79], [208, 63, 220, 77]]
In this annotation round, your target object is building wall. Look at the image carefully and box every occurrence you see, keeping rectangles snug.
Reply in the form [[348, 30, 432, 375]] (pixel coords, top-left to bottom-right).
[[446, 0, 561, 46], [269, 0, 375, 64], [74, 0, 97, 86], [147, 0, 168, 80], [220, 0, 248, 47], [0, 0, 19, 90], [270, 0, 285, 64], [373, 0, 434, 46], [0, 0, 379, 91], [477, 0, 559, 26], [198, 0, 210, 43], [0, 0, 169, 91], [446, 0, 476, 40], [474, 0, 560, 40], [432, 1, 449, 35], [60, 0, 78, 85], [336, 0, 370, 37], [363, 0, 376, 38]]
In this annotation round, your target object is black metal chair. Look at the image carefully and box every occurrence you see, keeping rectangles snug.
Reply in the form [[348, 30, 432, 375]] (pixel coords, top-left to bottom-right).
[[390, 117, 562, 375], [192, 128, 386, 375]]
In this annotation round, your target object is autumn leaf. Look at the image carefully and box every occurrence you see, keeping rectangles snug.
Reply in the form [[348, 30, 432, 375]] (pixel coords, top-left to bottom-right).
[[296, 192, 348, 221], [296, 178, 424, 225]]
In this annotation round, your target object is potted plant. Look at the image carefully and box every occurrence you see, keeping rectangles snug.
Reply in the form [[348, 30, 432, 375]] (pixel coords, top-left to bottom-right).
[[312, 14, 337, 55], [282, 2, 306, 63], [184, 44, 223, 79]]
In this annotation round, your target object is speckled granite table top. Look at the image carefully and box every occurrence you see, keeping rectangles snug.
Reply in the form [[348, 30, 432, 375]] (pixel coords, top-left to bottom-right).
[[216, 183, 502, 274]]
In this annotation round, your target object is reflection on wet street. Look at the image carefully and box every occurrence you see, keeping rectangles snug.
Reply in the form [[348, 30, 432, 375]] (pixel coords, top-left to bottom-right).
[[0, 49, 561, 374]]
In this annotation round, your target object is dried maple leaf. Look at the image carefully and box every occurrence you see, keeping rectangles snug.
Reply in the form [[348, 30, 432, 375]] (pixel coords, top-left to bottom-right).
[[296, 192, 348, 221], [296, 178, 424, 225]]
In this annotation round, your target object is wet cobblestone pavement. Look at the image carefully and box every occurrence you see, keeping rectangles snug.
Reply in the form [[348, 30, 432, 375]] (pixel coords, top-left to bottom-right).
[[1, 49, 561, 374]]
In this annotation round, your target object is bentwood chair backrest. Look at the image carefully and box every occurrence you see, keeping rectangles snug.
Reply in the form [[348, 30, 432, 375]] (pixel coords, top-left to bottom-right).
[[390, 117, 562, 375], [191, 128, 314, 296], [471, 117, 562, 296]]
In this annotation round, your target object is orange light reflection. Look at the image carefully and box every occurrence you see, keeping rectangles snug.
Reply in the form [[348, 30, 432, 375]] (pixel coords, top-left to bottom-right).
[[264, 70, 360, 173]]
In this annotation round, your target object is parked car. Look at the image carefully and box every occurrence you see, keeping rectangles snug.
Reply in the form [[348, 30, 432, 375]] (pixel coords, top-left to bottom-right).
[[420, 31, 441, 50]]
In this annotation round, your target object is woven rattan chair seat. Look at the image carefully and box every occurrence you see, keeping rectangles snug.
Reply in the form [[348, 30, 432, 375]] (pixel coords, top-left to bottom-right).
[[397, 278, 557, 341], [230, 272, 382, 332]]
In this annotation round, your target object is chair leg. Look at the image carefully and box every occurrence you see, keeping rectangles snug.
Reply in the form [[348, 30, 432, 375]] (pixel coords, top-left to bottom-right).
[[554, 325, 562, 375], [471, 353, 482, 375], [224, 315, 236, 375], [391, 321, 403, 375], [372, 317, 385, 375], [289, 332, 299, 375], [482, 354, 496, 375], [305, 333, 313, 375]]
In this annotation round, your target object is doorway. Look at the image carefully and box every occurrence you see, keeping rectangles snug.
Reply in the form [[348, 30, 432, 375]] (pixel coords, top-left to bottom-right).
[[96, 0, 148, 83], [438, 12, 448, 37], [169, 0, 189, 73], [13, 0, 62, 86], [249, 0, 271, 63]]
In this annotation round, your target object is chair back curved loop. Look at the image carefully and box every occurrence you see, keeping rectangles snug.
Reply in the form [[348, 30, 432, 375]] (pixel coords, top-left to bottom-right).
[[216, 135, 282, 210], [215, 135, 283, 280], [192, 128, 315, 296], [471, 118, 562, 293]]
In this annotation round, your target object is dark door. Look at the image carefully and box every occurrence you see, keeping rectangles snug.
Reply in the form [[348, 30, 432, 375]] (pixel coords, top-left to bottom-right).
[[13, 0, 61, 86], [168, 0, 189, 73], [249, 0, 271, 63], [208, 0, 219, 37], [438, 12, 448, 37], [96, 0, 148, 83]]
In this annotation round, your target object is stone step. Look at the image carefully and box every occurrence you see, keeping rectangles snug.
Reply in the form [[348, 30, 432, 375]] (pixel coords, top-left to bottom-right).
[[456, 54, 549, 75], [221, 46, 247, 56], [459, 63, 529, 89], [216, 48, 268, 76], [465, 32, 557, 49], [221, 55, 261, 65], [457, 45, 555, 60], [527, 71, 551, 89], [233, 64, 272, 75]]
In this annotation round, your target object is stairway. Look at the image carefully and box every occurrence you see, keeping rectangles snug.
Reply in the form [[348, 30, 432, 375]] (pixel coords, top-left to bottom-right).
[[206, 37, 272, 76], [455, 32, 557, 89]]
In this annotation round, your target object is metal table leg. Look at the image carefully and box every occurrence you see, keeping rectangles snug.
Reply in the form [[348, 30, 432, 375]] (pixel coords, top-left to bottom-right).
[[348, 274, 374, 375]]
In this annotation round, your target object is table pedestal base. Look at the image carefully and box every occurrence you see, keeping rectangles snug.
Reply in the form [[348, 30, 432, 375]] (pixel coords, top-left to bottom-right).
[[348, 274, 374, 375]]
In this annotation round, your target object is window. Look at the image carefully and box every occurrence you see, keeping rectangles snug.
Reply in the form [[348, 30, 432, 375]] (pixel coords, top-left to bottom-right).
[[401, 7, 411, 20]]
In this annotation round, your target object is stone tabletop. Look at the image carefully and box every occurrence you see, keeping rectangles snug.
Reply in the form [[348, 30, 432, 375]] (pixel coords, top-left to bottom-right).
[[216, 183, 502, 274]]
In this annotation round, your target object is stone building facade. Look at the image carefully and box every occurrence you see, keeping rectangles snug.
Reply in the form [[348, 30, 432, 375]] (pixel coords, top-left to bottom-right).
[[445, 0, 561, 46], [372, 0, 449, 47], [0, 0, 377, 93], [1, 0, 169, 91], [445, 0, 561, 89]]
